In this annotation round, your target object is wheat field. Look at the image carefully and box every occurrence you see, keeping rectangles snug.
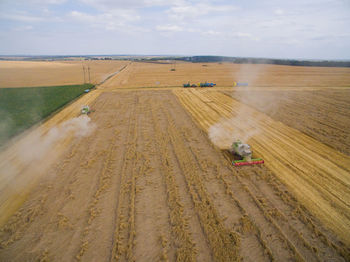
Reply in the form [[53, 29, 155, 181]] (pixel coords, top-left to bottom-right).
[[0, 61, 349, 261], [0, 60, 129, 87]]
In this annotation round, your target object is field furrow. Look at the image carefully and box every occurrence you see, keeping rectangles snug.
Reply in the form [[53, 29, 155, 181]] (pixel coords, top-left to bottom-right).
[[168, 93, 339, 261], [110, 94, 139, 261], [133, 95, 173, 261], [150, 95, 197, 261]]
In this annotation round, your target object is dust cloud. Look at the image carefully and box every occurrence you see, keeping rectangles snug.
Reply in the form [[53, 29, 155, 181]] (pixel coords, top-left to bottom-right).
[[209, 63, 281, 149], [18, 115, 95, 163], [209, 118, 260, 149], [0, 115, 96, 199]]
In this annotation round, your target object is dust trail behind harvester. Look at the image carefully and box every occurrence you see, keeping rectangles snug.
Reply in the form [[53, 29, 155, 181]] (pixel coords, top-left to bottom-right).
[[208, 63, 281, 149], [0, 115, 95, 226]]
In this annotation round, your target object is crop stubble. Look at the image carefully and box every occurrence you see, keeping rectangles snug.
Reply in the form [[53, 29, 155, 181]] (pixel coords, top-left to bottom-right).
[[1, 62, 349, 261], [174, 89, 350, 248], [0, 87, 347, 261], [224, 89, 350, 155]]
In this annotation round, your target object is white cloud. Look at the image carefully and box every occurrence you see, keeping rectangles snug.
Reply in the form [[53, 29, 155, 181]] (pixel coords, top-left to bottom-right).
[[70, 9, 139, 22], [31, 0, 68, 4], [204, 30, 221, 36], [167, 3, 238, 21], [156, 24, 183, 32], [0, 12, 44, 22], [274, 9, 284, 15], [69, 11, 95, 23], [201, 30, 260, 41], [0, 0, 67, 5], [69, 10, 142, 32], [1, 0, 349, 59], [14, 25, 34, 31], [78, 0, 170, 10], [233, 32, 260, 41]]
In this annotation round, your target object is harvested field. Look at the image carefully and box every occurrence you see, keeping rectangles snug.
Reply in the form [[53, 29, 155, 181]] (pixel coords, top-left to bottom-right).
[[0, 60, 128, 87], [174, 89, 350, 247], [1, 62, 350, 261]]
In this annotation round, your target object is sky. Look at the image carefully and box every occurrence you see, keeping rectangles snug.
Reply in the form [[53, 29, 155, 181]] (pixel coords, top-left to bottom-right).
[[0, 0, 349, 59]]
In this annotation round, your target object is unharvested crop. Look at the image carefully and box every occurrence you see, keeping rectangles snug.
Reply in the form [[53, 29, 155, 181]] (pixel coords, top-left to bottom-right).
[[0, 62, 349, 261]]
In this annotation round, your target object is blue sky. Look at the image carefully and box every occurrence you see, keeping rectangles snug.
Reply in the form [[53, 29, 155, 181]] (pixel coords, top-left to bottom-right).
[[0, 0, 349, 59]]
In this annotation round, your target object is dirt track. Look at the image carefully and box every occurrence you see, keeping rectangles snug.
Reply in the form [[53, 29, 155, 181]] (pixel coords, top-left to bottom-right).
[[1, 62, 350, 261]]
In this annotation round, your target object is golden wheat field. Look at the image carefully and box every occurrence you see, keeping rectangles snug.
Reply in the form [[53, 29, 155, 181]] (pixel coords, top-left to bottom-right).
[[0, 60, 129, 87], [0, 61, 350, 261]]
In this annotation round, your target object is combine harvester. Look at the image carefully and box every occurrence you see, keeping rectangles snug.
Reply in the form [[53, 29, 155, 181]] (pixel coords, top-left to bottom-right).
[[229, 140, 264, 166], [200, 82, 216, 87], [183, 82, 198, 88], [81, 105, 91, 115]]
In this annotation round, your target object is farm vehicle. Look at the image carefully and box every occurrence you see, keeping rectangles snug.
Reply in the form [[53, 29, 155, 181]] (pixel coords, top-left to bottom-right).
[[183, 82, 216, 88], [229, 140, 264, 166]]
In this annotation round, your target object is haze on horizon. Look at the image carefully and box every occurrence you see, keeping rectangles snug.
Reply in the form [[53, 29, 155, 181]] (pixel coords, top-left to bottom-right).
[[0, 0, 349, 60]]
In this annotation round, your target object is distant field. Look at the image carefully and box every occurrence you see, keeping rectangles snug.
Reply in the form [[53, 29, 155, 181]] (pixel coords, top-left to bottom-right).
[[101, 61, 350, 89], [0, 60, 128, 87], [0, 84, 93, 147]]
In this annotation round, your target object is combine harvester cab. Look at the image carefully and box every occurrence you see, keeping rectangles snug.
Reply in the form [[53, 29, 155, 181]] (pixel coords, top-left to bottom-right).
[[229, 140, 264, 166], [81, 105, 91, 115]]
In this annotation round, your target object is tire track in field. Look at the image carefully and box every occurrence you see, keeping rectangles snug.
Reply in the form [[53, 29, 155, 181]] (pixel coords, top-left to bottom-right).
[[162, 95, 274, 261], [150, 93, 197, 261], [151, 92, 216, 261], [74, 94, 130, 261], [109, 92, 139, 261], [236, 166, 348, 261], [132, 94, 172, 261], [164, 94, 296, 261], [156, 96, 240, 262]]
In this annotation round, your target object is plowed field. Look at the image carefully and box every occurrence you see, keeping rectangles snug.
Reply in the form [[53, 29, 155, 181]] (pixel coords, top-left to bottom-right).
[[1, 62, 350, 261]]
